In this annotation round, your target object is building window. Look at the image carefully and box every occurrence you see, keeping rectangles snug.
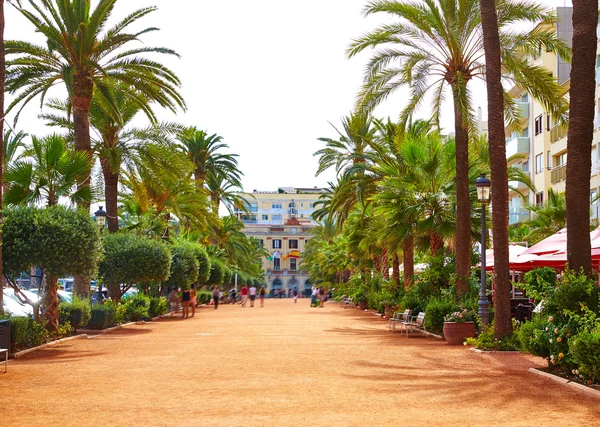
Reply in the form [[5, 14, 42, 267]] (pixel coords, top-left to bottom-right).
[[301, 203, 304, 207], [262, 215, 269, 220], [258, 239, 264, 247], [535, 115, 543, 135], [536, 192, 544, 206], [290, 258, 297, 271], [309, 203, 313, 208], [272, 204, 282, 209], [546, 115, 551, 131], [289, 239, 298, 249], [591, 190, 597, 203], [273, 258, 281, 270], [272, 214, 282, 222], [273, 239, 282, 249], [535, 154, 543, 174], [547, 151, 551, 170], [249, 203, 258, 212]]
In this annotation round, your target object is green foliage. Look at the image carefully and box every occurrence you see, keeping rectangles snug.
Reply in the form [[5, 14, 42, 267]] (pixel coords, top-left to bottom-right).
[[207, 258, 225, 286], [59, 298, 91, 331], [521, 267, 557, 302], [444, 308, 478, 323], [88, 302, 117, 330], [569, 329, 600, 383], [400, 280, 440, 314], [100, 233, 171, 288], [148, 297, 168, 318], [425, 297, 460, 333], [190, 244, 211, 284], [164, 243, 200, 290], [549, 270, 596, 317], [196, 290, 212, 305], [117, 294, 151, 322], [467, 322, 521, 351], [8, 317, 50, 351], [518, 314, 552, 359]]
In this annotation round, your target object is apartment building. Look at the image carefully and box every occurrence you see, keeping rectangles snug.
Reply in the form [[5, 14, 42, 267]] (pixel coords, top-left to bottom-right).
[[504, 7, 600, 226], [235, 187, 327, 295]]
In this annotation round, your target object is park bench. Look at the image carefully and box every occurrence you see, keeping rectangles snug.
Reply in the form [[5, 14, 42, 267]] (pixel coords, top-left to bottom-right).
[[341, 296, 354, 309], [388, 309, 411, 332], [0, 348, 7, 373], [400, 312, 426, 337]]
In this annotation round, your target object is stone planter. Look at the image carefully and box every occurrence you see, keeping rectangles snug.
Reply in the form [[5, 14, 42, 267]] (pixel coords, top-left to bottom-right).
[[384, 306, 393, 318], [443, 321, 476, 345], [358, 300, 368, 310]]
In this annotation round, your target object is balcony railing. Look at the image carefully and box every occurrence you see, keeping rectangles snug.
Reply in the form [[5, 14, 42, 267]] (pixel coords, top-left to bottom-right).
[[551, 164, 567, 184], [505, 136, 530, 158], [508, 206, 530, 225], [550, 125, 567, 143], [516, 101, 529, 119]]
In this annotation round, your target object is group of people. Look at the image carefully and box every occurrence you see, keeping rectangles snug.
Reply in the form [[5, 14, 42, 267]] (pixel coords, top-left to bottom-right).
[[167, 285, 197, 318], [310, 286, 328, 308]]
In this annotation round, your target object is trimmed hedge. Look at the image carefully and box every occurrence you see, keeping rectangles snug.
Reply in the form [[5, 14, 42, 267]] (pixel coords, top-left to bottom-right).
[[59, 298, 91, 331], [88, 303, 117, 329]]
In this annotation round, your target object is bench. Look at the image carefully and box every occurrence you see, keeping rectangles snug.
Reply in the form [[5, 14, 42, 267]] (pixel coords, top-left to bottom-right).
[[388, 309, 411, 332], [0, 348, 7, 373], [341, 296, 354, 309], [401, 312, 426, 337]]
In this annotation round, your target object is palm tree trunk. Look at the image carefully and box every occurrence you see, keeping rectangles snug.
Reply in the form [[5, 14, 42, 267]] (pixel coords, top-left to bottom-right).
[[452, 89, 472, 296], [480, 0, 511, 337], [0, 0, 5, 316], [392, 253, 400, 288], [101, 159, 119, 233], [43, 275, 59, 332], [72, 74, 93, 210], [430, 233, 444, 257], [566, 0, 597, 276], [381, 247, 389, 279], [194, 169, 205, 189], [403, 236, 414, 289], [373, 251, 381, 275]]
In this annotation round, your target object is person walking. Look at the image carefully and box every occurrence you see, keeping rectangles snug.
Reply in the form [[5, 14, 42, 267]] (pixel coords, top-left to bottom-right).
[[181, 288, 191, 318], [240, 284, 248, 307], [168, 288, 180, 315], [249, 283, 257, 307], [230, 288, 237, 304], [293, 289, 298, 303], [311, 287, 318, 307], [189, 284, 197, 317], [259, 286, 266, 307], [212, 286, 220, 310], [319, 286, 326, 308]]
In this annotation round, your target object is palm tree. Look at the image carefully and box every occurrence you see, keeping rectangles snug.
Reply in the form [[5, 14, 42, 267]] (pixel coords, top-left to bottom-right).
[[176, 127, 242, 190], [3, 128, 26, 170], [523, 188, 566, 245], [4, 134, 92, 207], [348, 0, 569, 294], [205, 172, 249, 215], [479, 0, 510, 335], [0, 0, 5, 315], [6, 0, 185, 209], [566, 1, 598, 276]]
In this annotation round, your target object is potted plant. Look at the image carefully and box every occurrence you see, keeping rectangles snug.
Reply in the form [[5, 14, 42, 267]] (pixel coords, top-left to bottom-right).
[[443, 309, 478, 345], [381, 300, 395, 318], [354, 289, 368, 310]]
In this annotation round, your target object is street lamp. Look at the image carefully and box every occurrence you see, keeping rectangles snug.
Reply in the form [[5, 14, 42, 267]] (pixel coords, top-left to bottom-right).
[[94, 206, 107, 229], [475, 174, 491, 326]]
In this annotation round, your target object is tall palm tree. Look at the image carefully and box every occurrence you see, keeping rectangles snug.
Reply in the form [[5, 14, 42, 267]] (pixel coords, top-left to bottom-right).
[[479, 0, 510, 335], [566, 0, 598, 276], [0, 0, 5, 315], [6, 0, 185, 209], [3, 128, 26, 170], [348, 0, 569, 294], [176, 127, 242, 190], [205, 172, 248, 215], [4, 134, 92, 207]]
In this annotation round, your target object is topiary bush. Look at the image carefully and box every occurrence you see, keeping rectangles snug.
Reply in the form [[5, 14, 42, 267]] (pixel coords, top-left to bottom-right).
[[196, 290, 212, 305], [148, 297, 168, 318], [569, 329, 600, 383], [163, 243, 199, 291], [117, 293, 151, 322], [424, 297, 460, 333], [88, 302, 117, 329], [59, 298, 91, 331]]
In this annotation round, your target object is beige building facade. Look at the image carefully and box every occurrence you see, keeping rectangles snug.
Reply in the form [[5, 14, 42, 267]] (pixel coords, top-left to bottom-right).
[[236, 187, 326, 295]]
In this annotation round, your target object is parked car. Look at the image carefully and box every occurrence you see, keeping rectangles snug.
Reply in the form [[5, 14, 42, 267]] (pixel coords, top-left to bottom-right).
[[57, 290, 73, 303], [2, 288, 33, 317]]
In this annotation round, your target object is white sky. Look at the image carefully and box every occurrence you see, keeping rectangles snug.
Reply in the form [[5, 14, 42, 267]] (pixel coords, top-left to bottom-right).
[[4, 0, 573, 194]]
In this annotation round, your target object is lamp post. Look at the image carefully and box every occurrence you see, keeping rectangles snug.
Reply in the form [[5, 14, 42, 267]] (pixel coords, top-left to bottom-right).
[[94, 206, 107, 229], [475, 174, 491, 326]]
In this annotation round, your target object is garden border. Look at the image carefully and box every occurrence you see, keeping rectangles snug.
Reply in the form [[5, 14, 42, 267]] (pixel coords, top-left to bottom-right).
[[528, 368, 600, 400], [80, 321, 140, 337], [13, 334, 89, 359], [469, 348, 523, 355]]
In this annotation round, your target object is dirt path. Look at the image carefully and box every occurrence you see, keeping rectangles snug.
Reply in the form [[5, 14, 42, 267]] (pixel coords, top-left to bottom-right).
[[2, 299, 599, 426]]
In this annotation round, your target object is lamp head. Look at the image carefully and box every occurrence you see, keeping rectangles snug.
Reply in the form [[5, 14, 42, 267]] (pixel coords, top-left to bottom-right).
[[94, 206, 107, 227], [475, 174, 491, 203]]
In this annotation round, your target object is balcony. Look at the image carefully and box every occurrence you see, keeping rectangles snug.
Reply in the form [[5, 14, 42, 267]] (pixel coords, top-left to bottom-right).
[[550, 125, 567, 143], [551, 164, 567, 184], [508, 180, 529, 192], [508, 206, 530, 225], [505, 136, 530, 158], [516, 101, 529, 119], [596, 67, 600, 85]]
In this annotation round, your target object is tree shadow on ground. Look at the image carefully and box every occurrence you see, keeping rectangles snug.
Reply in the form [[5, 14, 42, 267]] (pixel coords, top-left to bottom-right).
[[15, 347, 106, 364]]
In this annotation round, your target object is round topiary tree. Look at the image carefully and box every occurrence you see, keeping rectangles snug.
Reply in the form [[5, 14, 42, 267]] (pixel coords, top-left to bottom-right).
[[99, 233, 172, 301], [3, 206, 101, 331], [189, 243, 211, 286], [206, 258, 225, 288], [163, 243, 199, 291]]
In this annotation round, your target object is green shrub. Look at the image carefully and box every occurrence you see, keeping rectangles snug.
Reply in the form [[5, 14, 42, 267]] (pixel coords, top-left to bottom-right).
[[88, 302, 117, 329], [569, 329, 600, 383], [466, 322, 520, 351], [148, 297, 168, 318], [521, 267, 557, 302], [517, 314, 553, 360], [59, 298, 91, 330], [425, 298, 460, 333], [8, 317, 50, 352], [196, 290, 212, 305], [548, 270, 595, 318], [117, 293, 150, 322]]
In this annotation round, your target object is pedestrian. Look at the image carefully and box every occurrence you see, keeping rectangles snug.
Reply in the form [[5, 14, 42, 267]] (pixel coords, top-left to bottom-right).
[[259, 285, 266, 307], [249, 283, 257, 307], [240, 284, 248, 307], [212, 286, 220, 310], [181, 287, 191, 318], [230, 287, 237, 304], [189, 284, 197, 317], [311, 287, 318, 307], [328, 289, 333, 301], [293, 289, 298, 303], [319, 286, 326, 308], [168, 287, 180, 315]]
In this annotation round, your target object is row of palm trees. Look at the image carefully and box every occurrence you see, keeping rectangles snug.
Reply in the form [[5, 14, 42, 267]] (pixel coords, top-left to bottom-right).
[[306, 0, 597, 339], [0, 0, 264, 314]]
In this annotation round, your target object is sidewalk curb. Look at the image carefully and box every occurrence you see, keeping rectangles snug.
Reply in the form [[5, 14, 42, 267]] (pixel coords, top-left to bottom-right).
[[470, 348, 523, 354], [13, 334, 89, 359], [80, 321, 140, 338], [528, 368, 600, 400]]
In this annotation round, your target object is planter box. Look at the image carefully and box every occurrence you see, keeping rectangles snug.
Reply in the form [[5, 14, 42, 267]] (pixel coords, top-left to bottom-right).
[[443, 321, 476, 345], [358, 300, 368, 310]]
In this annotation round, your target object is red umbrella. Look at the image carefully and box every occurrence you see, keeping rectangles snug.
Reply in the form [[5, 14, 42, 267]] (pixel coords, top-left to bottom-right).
[[521, 228, 567, 256]]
